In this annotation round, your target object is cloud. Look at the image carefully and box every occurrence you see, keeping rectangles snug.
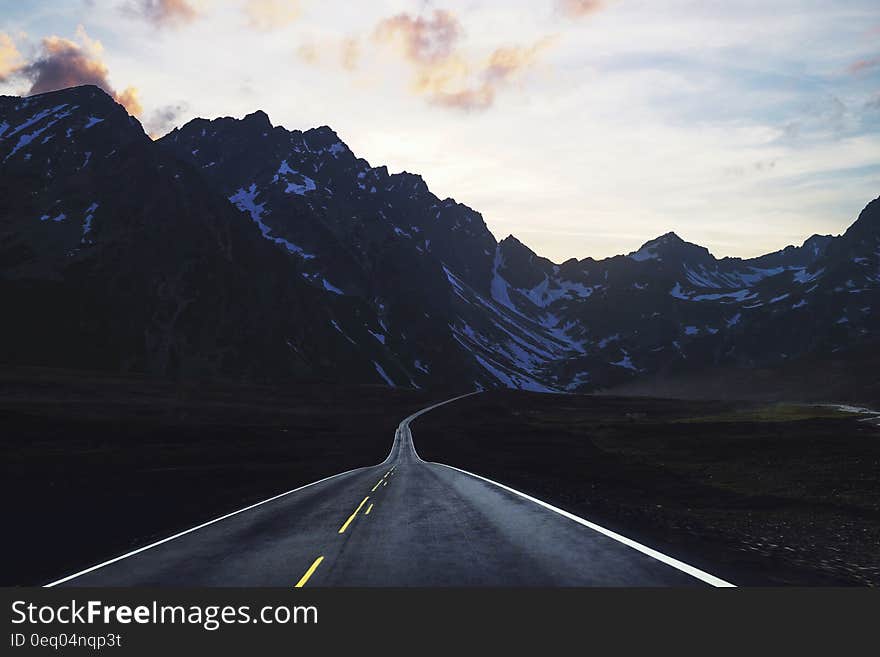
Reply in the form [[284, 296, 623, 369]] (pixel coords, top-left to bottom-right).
[[244, 0, 300, 31], [296, 41, 320, 66], [296, 36, 361, 71], [145, 101, 188, 138], [126, 0, 200, 28], [374, 10, 462, 64], [18, 27, 143, 116], [373, 11, 553, 112], [556, 0, 604, 19], [428, 41, 553, 111], [115, 86, 143, 116], [340, 36, 360, 71], [848, 57, 879, 75], [0, 32, 24, 81], [484, 39, 554, 85]]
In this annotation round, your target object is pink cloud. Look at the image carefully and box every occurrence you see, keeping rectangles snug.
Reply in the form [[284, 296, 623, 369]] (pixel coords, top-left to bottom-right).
[[848, 57, 879, 75], [556, 0, 604, 19], [374, 10, 462, 64], [19, 28, 143, 116]]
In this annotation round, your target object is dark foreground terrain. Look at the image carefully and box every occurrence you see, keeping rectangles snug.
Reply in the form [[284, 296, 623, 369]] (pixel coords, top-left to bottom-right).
[[414, 391, 880, 586], [1, 368, 431, 586], [5, 373, 879, 587]]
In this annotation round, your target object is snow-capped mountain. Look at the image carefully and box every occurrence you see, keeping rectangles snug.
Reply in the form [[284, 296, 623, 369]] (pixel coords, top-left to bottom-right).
[[2, 85, 878, 393]]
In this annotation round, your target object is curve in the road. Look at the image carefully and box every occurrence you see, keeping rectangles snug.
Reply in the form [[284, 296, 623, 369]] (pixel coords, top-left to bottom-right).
[[46, 392, 734, 588]]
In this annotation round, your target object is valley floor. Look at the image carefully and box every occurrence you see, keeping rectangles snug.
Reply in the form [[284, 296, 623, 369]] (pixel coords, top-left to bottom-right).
[[1, 368, 433, 586], [414, 391, 880, 586], [4, 372, 878, 586]]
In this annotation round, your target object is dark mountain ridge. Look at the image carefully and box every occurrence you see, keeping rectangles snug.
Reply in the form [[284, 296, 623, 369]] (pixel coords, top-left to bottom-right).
[[2, 85, 877, 396]]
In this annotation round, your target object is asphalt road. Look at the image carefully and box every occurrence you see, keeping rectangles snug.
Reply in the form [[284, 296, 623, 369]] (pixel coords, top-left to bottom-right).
[[49, 393, 733, 587]]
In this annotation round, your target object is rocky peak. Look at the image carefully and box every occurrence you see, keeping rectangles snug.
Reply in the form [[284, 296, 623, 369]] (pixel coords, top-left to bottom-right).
[[842, 196, 880, 245], [628, 231, 714, 266]]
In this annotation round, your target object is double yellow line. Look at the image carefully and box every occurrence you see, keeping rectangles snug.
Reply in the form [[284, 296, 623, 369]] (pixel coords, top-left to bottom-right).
[[338, 496, 370, 534], [294, 465, 397, 587], [370, 466, 395, 492]]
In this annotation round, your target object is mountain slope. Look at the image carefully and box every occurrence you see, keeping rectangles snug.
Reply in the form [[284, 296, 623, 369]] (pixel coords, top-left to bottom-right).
[[2, 85, 877, 395], [490, 208, 879, 391], [0, 86, 414, 383], [157, 110, 579, 390]]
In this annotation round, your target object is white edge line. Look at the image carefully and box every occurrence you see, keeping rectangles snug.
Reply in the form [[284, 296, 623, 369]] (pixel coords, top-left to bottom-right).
[[46, 391, 479, 588], [430, 461, 736, 588], [404, 391, 735, 586], [387, 391, 481, 464], [44, 466, 368, 588]]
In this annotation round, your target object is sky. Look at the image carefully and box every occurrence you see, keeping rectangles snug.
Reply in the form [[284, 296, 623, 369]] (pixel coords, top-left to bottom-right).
[[1, 0, 879, 262]]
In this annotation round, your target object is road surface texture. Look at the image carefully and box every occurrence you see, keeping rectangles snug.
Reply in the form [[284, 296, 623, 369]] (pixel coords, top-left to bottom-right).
[[49, 393, 732, 587]]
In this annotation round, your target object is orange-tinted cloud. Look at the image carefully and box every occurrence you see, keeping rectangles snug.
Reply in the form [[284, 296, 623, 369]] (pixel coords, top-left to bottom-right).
[[296, 41, 320, 66], [0, 32, 24, 81], [374, 10, 462, 64], [430, 84, 494, 111], [340, 36, 360, 71], [484, 39, 553, 85], [128, 0, 199, 27], [115, 86, 143, 116], [373, 10, 552, 111], [848, 57, 879, 75], [244, 0, 300, 31], [296, 36, 361, 71], [20, 28, 143, 116], [425, 39, 553, 111], [556, 0, 604, 19]]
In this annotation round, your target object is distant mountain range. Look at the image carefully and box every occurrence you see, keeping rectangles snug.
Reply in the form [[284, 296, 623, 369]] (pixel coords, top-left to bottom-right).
[[2, 85, 878, 396]]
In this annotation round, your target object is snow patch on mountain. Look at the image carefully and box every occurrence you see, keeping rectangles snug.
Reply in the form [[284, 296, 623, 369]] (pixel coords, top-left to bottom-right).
[[794, 268, 824, 284], [612, 351, 637, 370], [670, 282, 690, 299], [274, 159, 317, 195], [229, 184, 314, 257], [373, 362, 395, 386], [467, 347, 552, 392], [490, 248, 519, 313], [330, 319, 356, 344], [81, 202, 99, 243], [7, 104, 68, 138], [518, 276, 594, 308], [322, 278, 344, 295], [628, 245, 660, 262]]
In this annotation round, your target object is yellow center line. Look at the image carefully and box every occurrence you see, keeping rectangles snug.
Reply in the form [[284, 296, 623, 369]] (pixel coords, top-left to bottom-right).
[[294, 556, 324, 588], [371, 478, 384, 492], [365, 503, 373, 515], [383, 480, 387, 487], [338, 496, 370, 534]]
